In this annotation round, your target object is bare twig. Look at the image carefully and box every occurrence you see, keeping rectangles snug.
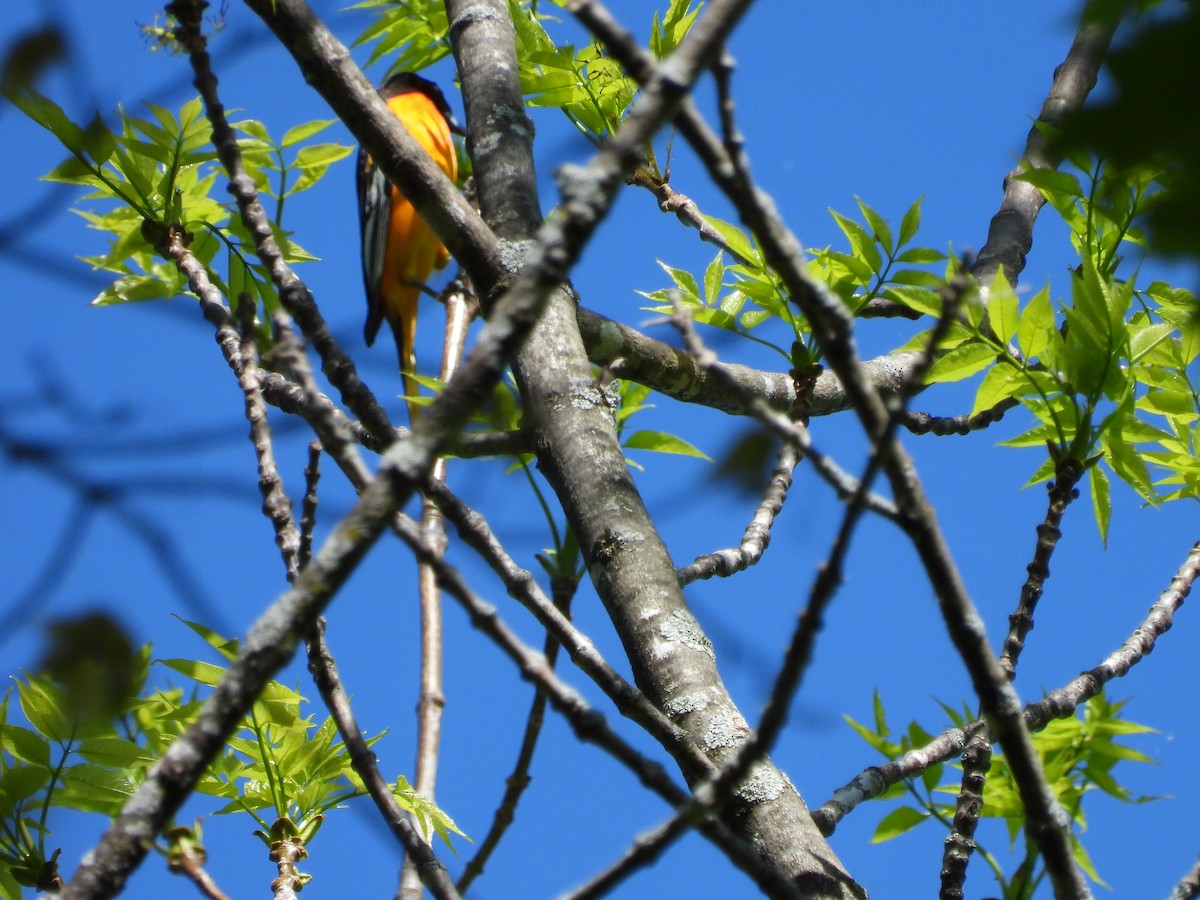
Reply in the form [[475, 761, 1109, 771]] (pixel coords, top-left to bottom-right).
[[166, 826, 230, 900], [457, 576, 577, 893], [999, 458, 1085, 678], [629, 165, 757, 267], [941, 454, 1085, 896], [305, 620, 461, 900], [235, 296, 302, 583], [675, 440, 801, 585], [939, 730, 992, 900], [173, 0, 399, 447], [297, 442, 321, 570], [901, 398, 1020, 436], [399, 280, 475, 900]]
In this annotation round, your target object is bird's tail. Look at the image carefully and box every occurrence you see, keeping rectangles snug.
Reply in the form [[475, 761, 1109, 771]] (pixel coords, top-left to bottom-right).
[[389, 283, 422, 424]]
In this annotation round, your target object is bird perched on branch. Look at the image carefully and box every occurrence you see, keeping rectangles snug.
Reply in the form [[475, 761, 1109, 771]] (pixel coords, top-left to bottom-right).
[[357, 72, 461, 415]]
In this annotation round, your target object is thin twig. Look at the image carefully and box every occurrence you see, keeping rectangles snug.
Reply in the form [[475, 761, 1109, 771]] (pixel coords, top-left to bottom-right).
[[999, 458, 1085, 678], [235, 294, 302, 583], [298, 442, 321, 571], [629, 165, 757, 267], [399, 281, 475, 900], [173, 0, 397, 445], [306, 620, 462, 900], [901, 398, 1020, 436], [675, 440, 801, 585], [940, 454, 1085, 896], [939, 730, 992, 900], [456, 577, 577, 893]]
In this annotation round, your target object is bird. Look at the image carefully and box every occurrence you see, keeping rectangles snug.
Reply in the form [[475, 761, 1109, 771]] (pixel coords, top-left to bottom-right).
[[356, 72, 461, 416]]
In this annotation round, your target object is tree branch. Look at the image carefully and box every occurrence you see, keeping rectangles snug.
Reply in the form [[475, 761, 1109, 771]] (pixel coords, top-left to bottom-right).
[[972, 13, 1119, 288]]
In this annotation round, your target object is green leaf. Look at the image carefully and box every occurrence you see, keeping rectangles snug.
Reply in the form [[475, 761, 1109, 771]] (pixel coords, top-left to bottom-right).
[[656, 260, 700, 302], [159, 658, 227, 687], [76, 737, 154, 769], [883, 286, 940, 317], [1018, 284, 1055, 361], [1089, 463, 1111, 546], [289, 142, 354, 195], [987, 276, 1020, 344], [829, 209, 882, 274], [651, 0, 702, 59], [1014, 167, 1084, 201], [894, 247, 946, 264], [0, 765, 50, 805], [175, 617, 241, 660], [924, 342, 995, 384], [623, 430, 710, 461], [16, 676, 72, 744], [871, 805, 927, 843], [1129, 321, 1175, 363], [703, 252, 724, 308], [855, 196, 893, 255], [281, 119, 337, 147], [2, 720, 51, 768], [869, 692, 886, 737], [972, 363, 1022, 417], [897, 196, 923, 247], [702, 216, 759, 267]]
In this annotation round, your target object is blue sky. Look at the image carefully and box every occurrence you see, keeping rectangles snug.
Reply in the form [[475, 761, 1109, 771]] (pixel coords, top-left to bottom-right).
[[2, 1, 1197, 897]]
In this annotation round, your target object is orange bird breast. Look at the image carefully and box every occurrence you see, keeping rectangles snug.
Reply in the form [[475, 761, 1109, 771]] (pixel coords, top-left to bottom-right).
[[357, 75, 458, 411]]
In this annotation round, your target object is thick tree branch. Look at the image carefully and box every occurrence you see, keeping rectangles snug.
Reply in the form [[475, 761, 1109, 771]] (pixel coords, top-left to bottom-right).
[[387, 511, 805, 899], [579, 305, 923, 418], [456, 0, 862, 893], [425, 480, 716, 779]]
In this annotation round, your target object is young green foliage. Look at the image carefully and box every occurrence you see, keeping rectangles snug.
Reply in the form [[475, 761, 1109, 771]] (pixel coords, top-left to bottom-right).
[[351, 0, 455, 72], [0, 617, 464, 899], [899, 158, 1198, 541], [508, 0, 637, 141], [845, 690, 1158, 899], [9, 90, 346, 338], [642, 196, 948, 373]]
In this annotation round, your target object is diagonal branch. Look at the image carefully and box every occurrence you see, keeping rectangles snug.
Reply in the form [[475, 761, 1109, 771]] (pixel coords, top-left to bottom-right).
[[972, 14, 1118, 289]]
